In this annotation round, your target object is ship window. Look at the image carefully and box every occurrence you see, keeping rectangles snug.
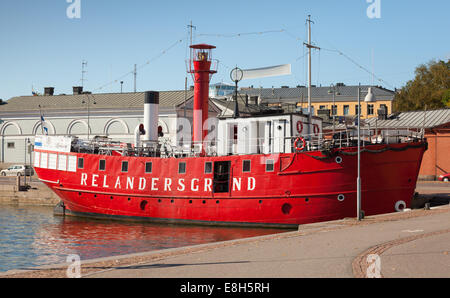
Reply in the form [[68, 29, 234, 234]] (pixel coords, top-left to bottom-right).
[[78, 158, 84, 169], [266, 159, 274, 172], [205, 162, 212, 174], [178, 162, 186, 174], [99, 160, 106, 171], [145, 162, 152, 173], [243, 160, 251, 173], [121, 161, 128, 172]]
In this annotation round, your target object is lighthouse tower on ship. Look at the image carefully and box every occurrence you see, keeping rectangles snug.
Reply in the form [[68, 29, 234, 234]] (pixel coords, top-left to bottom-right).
[[187, 44, 218, 155]]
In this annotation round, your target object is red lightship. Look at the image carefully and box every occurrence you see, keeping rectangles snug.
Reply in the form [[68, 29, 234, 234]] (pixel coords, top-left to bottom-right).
[[33, 44, 427, 228]]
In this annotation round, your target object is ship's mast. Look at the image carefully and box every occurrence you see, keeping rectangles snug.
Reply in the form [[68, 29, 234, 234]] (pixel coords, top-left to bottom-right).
[[304, 15, 320, 138]]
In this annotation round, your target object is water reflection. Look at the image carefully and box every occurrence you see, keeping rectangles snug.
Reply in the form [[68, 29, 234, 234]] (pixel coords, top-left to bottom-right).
[[0, 205, 288, 272]]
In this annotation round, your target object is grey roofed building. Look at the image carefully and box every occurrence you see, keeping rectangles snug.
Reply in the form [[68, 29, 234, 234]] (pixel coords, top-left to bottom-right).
[[238, 84, 395, 104], [1, 90, 195, 115], [323, 108, 450, 131], [364, 108, 450, 129], [0, 89, 223, 164]]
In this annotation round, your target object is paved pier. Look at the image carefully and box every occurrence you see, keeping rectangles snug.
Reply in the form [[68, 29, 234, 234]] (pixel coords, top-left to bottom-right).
[[2, 205, 449, 278], [1, 181, 449, 278]]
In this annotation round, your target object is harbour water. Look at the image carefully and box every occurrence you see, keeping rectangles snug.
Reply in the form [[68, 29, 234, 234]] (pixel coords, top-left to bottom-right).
[[0, 205, 288, 273]]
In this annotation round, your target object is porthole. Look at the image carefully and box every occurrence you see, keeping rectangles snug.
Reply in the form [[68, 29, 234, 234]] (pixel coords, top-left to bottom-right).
[[282, 203, 292, 215], [335, 156, 343, 164], [337, 194, 345, 202]]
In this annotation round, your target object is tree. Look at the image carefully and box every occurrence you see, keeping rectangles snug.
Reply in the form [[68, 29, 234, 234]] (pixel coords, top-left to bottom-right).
[[394, 59, 450, 111], [443, 89, 450, 107]]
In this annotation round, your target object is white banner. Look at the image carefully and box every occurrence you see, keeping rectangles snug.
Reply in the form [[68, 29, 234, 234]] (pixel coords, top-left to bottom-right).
[[242, 64, 291, 80]]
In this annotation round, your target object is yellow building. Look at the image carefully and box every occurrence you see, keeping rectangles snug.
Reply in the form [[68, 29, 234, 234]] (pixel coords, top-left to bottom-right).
[[239, 84, 395, 120]]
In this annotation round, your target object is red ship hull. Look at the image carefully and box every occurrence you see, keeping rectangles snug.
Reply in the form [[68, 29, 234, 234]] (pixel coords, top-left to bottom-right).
[[34, 141, 426, 228]]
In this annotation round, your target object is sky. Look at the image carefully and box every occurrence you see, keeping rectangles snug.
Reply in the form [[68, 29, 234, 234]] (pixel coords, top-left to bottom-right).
[[0, 0, 449, 101]]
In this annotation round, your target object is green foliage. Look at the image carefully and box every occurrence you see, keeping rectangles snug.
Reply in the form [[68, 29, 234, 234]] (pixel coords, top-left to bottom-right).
[[443, 89, 450, 107], [394, 59, 450, 111]]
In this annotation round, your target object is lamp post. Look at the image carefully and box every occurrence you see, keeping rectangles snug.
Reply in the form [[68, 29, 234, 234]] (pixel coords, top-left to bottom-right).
[[356, 84, 377, 221]]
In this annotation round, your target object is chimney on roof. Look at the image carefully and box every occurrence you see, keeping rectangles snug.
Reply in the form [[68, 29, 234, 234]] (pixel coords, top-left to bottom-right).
[[73, 86, 83, 95], [44, 87, 55, 96]]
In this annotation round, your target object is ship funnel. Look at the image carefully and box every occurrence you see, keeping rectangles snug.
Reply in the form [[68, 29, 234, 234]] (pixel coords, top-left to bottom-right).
[[142, 91, 159, 147], [188, 44, 217, 153]]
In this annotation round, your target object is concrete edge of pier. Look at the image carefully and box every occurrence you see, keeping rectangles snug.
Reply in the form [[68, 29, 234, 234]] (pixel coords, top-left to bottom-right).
[[2, 203, 449, 278]]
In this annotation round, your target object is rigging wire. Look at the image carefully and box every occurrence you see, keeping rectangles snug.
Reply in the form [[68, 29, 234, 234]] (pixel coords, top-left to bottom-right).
[[321, 47, 395, 89], [92, 37, 187, 92], [88, 25, 394, 94], [197, 29, 285, 38]]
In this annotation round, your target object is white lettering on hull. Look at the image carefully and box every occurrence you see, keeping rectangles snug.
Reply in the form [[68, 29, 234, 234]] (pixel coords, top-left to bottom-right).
[[78, 173, 257, 193]]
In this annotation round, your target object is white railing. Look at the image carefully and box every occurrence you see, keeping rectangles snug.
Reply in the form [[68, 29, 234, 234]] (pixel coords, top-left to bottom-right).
[[69, 128, 425, 158]]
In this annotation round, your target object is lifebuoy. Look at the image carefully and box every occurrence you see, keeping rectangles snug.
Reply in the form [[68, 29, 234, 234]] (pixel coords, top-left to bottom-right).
[[296, 121, 303, 134], [395, 200, 406, 212], [294, 137, 306, 151], [313, 124, 320, 136]]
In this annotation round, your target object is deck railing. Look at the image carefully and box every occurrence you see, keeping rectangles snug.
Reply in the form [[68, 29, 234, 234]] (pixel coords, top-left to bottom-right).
[[70, 128, 425, 158]]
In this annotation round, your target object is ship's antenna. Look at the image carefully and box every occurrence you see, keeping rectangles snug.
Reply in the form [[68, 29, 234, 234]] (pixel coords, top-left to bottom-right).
[[81, 60, 88, 88], [304, 15, 320, 139], [133, 64, 137, 93], [188, 21, 196, 63], [185, 21, 196, 118]]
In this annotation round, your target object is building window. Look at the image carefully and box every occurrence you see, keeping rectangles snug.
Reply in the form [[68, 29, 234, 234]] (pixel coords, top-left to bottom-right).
[[7, 142, 15, 149], [343, 105, 349, 115], [205, 162, 212, 174], [99, 160, 106, 171], [178, 162, 186, 174], [145, 162, 152, 173], [78, 158, 84, 169], [121, 161, 128, 173], [319, 105, 326, 110], [367, 104, 374, 115], [355, 104, 361, 115], [331, 105, 337, 116], [243, 160, 251, 173], [266, 160, 274, 172]]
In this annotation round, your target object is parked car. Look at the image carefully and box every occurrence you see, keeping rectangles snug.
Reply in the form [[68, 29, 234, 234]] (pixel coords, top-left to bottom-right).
[[0, 165, 34, 176], [438, 173, 450, 182]]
